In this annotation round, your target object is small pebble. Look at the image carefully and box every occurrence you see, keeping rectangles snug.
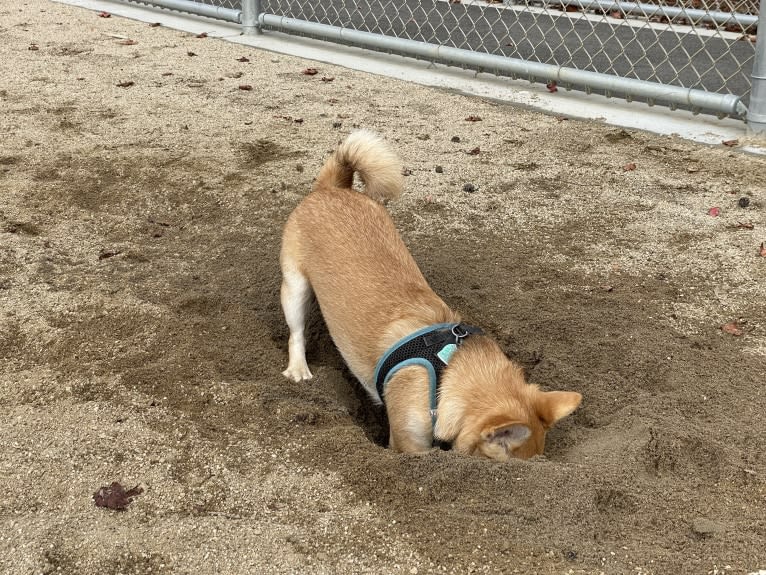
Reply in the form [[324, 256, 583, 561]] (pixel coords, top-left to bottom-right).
[[435, 165, 443, 173], [451, 136, 461, 143], [738, 196, 750, 208], [463, 183, 476, 193]]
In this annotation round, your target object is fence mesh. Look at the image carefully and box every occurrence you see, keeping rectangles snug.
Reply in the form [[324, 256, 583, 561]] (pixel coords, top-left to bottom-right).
[[261, 0, 757, 107], [125, 0, 758, 111]]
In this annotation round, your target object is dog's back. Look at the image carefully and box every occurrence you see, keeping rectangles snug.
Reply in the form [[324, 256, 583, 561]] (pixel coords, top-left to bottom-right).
[[281, 131, 456, 388]]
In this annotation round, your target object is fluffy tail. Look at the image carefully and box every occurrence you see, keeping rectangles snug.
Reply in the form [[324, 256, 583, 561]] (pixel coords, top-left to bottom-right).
[[313, 130, 403, 202]]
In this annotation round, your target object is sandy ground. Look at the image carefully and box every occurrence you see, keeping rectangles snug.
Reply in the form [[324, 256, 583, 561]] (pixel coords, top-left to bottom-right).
[[2, 1, 766, 573]]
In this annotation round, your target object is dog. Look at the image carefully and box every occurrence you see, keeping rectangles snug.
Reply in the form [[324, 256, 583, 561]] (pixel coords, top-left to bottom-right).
[[280, 130, 581, 460]]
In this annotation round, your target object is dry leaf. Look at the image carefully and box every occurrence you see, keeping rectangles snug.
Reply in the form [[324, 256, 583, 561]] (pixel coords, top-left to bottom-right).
[[149, 22, 161, 27], [722, 139, 739, 147], [623, 162, 636, 171], [467, 147, 481, 155], [546, 81, 558, 93], [302, 68, 319, 76], [238, 85, 253, 91], [721, 321, 743, 336], [117, 39, 137, 46], [196, 32, 208, 38], [321, 77, 335, 83], [610, 10, 623, 18], [708, 207, 721, 217], [116, 81, 134, 88], [28, 44, 39, 51], [465, 115, 482, 122], [760, 242, 766, 257], [729, 221, 754, 230], [236, 56, 250, 62], [93, 482, 143, 511], [98, 11, 111, 18], [187, 51, 197, 57], [98, 248, 122, 260]]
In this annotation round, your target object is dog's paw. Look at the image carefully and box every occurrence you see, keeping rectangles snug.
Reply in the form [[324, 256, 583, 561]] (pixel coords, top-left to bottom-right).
[[282, 364, 313, 382]]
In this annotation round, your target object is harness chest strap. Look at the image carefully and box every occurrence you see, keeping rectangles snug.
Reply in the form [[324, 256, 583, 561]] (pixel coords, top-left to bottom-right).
[[373, 323, 483, 425]]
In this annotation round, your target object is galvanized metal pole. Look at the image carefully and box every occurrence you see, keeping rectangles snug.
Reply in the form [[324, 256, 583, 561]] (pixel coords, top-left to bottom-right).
[[242, 0, 262, 35], [747, 0, 766, 134]]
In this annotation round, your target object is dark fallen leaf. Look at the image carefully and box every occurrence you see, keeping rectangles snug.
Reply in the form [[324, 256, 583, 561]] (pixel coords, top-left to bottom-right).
[[565, 5, 580, 11], [117, 39, 137, 45], [28, 44, 39, 51], [708, 207, 721, 217], [610, 9, 623, 18], [98, 248, 122, 260], [623, 162, 636, 171], [187, 51, 197, 57], [449, 0, 462, 4], [236, 56, 250, 62], [402, 168, 413, 176], [738, 196, 750, 208], [302, 68, 319, 76], [321, 77, 335, 82], [546, 81, 558, 93], [721, 321, 743, 336], [116, 81, 134, 88], [328, 98, 339, 104], [451, 136, 461, 143], [463, 183, 476, 193], [161, 72, 173, 77], [93, 482, 143, 511], [722, 139, 739, 147], [556, 117, 569, 122], [728, 221, 754, 230], [293, 118, 304, 124], [332, 121, 342, 129], [467, 147, 481, 155], [239, 84, 253, 91], [149, 22, 161, 27], [98, 11, 111, 18], [465, 115, 482, 122], [196, 32, 208, 38]]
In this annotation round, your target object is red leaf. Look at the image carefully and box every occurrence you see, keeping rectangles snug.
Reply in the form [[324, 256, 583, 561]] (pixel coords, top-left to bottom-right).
[[623, 162, 636, 171], [610, 9, 623, 18], [302, 68, 319, 76], [721, 321, 743, 336], [465, 115, 482, 122], [708, 207, 721, 217], [98, 11, 111, 18], [93, 482, 143, 511], [722, 139, 739, 147], [546, 81, 558, 93], [760, 242, 766, 257]]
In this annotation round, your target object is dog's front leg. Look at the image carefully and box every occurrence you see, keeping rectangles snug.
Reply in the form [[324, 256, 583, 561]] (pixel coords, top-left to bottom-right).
[[385, 367, 433, 454]]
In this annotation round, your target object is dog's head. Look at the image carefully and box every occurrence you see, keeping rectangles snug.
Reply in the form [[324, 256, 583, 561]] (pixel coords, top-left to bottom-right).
[[438, 339, 582, 461]]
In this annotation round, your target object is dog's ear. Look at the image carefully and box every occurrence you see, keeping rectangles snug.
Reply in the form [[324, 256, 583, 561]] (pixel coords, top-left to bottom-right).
[[480, 421, 531, 449], [535, 391, 582, 428]]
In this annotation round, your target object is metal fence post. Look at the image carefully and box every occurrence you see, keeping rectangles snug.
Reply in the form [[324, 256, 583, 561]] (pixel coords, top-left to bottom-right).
[[241, 0, 262, 35], [746, 0, 766, 134]]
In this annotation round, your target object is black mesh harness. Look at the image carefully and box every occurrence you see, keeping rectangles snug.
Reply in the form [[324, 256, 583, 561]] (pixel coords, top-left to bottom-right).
[[373, 323, 483, 426]]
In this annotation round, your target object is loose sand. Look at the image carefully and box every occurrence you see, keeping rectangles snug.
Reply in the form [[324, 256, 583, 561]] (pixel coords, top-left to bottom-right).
[[2, 1, 766, 573]]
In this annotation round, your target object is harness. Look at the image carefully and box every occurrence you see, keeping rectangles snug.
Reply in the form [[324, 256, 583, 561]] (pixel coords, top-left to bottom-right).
[[373, 323, 483, 428]]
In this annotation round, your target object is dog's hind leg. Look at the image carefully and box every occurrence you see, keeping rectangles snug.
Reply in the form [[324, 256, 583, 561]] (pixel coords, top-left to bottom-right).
[[280, 254, 314, 382]]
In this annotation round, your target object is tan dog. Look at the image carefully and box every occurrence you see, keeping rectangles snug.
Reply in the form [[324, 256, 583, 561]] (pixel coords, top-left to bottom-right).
[[280, 131, 581, 460]]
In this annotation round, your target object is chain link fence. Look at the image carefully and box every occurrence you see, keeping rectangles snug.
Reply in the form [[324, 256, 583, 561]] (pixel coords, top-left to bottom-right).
[[119, 0, 764, 123]]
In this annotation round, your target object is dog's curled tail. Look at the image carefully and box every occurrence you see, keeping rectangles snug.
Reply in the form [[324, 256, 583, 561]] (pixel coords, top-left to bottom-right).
[[314, 130, 403, 202]]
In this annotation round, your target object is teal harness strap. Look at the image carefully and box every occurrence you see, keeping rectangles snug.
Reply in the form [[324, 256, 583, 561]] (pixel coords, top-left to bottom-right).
[[373, 323, 483, 428]]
